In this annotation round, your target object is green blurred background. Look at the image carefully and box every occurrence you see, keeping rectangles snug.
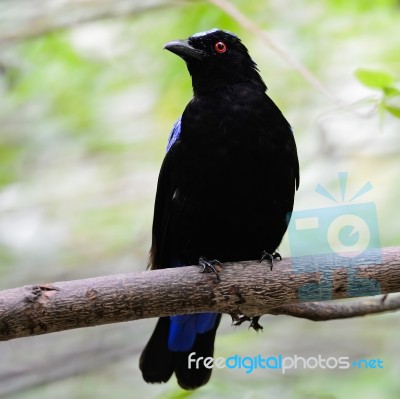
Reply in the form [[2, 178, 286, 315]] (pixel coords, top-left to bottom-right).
[[1, 0, 399, 398]]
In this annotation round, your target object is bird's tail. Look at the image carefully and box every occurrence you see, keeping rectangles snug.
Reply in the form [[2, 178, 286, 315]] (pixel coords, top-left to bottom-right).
[[139, 314, 221, 390]]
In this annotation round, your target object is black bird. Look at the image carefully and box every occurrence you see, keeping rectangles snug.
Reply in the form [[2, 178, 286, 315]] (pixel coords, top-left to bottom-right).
[[139, 29, 299, 390]]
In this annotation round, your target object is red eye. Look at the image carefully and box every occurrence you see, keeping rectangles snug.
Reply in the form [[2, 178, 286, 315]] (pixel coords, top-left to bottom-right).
[[214, 41, 227, 54]]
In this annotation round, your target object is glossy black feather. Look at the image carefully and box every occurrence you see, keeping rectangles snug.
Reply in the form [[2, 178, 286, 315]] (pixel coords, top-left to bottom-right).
[[140, 29, 299, 390]]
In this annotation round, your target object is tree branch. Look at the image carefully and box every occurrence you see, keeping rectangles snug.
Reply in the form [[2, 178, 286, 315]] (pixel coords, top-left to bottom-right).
[[268, 294, 400, 321], [0, 246, 399, 342]]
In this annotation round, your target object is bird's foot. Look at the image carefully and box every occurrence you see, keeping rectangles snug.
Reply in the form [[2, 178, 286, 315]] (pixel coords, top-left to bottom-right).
[[249, 316, 263, 332], [232, 315, 250, 326], [260, 250, 282, 271], [199, 257, 221, 281], [233, 315, 263, 332]]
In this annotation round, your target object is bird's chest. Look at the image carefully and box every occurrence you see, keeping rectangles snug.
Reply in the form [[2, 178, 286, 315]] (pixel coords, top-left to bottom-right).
[[178, 93, 270, 187], [179, 128, 259, 193]]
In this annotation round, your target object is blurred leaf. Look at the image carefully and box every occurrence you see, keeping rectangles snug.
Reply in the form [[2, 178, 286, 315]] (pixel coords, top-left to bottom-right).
[[355, 69, 395, 89], [327, 0, 397, 12], [384, 104, 400, 118], [383, 86, 400, 97]]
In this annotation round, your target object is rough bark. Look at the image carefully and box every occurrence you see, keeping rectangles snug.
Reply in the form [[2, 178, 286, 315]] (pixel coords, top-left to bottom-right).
[[0, 247, 399, 341]]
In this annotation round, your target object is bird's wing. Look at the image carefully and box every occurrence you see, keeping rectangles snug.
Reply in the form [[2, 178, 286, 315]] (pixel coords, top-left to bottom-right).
[[268, 95, 300, 192], [260, 95, 300, 231], [148, 118, 182, 269], [289, 127, 300, 191], [166, 117, 182, 152], [278, 123, 300, 230]]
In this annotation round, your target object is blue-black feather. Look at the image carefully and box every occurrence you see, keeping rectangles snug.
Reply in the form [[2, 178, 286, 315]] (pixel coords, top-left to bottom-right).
[[166, 117, 182, 152], [166, 125, 218, 352], [168, 313, 218, 351]]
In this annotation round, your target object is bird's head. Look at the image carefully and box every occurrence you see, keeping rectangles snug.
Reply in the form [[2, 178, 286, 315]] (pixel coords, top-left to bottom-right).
[[164, 29, 266, 94]]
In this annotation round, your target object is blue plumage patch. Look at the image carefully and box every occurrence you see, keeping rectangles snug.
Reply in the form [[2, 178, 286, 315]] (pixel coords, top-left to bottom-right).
[[168, 313, 218, 351], [166, 117, 182, 152]]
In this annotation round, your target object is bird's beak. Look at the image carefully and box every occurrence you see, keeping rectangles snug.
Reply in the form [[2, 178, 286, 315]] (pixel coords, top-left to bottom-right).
[[164, 40, 205, 60]]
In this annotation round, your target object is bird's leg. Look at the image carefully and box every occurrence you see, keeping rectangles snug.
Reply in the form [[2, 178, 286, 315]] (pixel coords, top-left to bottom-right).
[[232, 315, 250, 326], [249, 316, 263, 332], [199, 257, 221, 281], [260, 250, 282, 271], [232, 315, 263, 332]]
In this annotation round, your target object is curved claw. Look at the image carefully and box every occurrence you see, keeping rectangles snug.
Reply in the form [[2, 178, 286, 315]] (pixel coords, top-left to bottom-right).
[[232, 315, 263, 332], [260, 250, 282, 270], [199, 257, 221, 281], [249, 316, 263, 332]]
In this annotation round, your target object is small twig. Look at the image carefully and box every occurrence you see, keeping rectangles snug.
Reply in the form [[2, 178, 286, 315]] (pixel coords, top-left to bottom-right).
[[268, 294, 400, 321], [0, 0, 173, 46]]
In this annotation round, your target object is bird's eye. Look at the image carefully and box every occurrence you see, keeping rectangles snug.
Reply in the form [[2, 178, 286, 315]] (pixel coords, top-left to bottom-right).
[[214, 41, 227, 54]]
